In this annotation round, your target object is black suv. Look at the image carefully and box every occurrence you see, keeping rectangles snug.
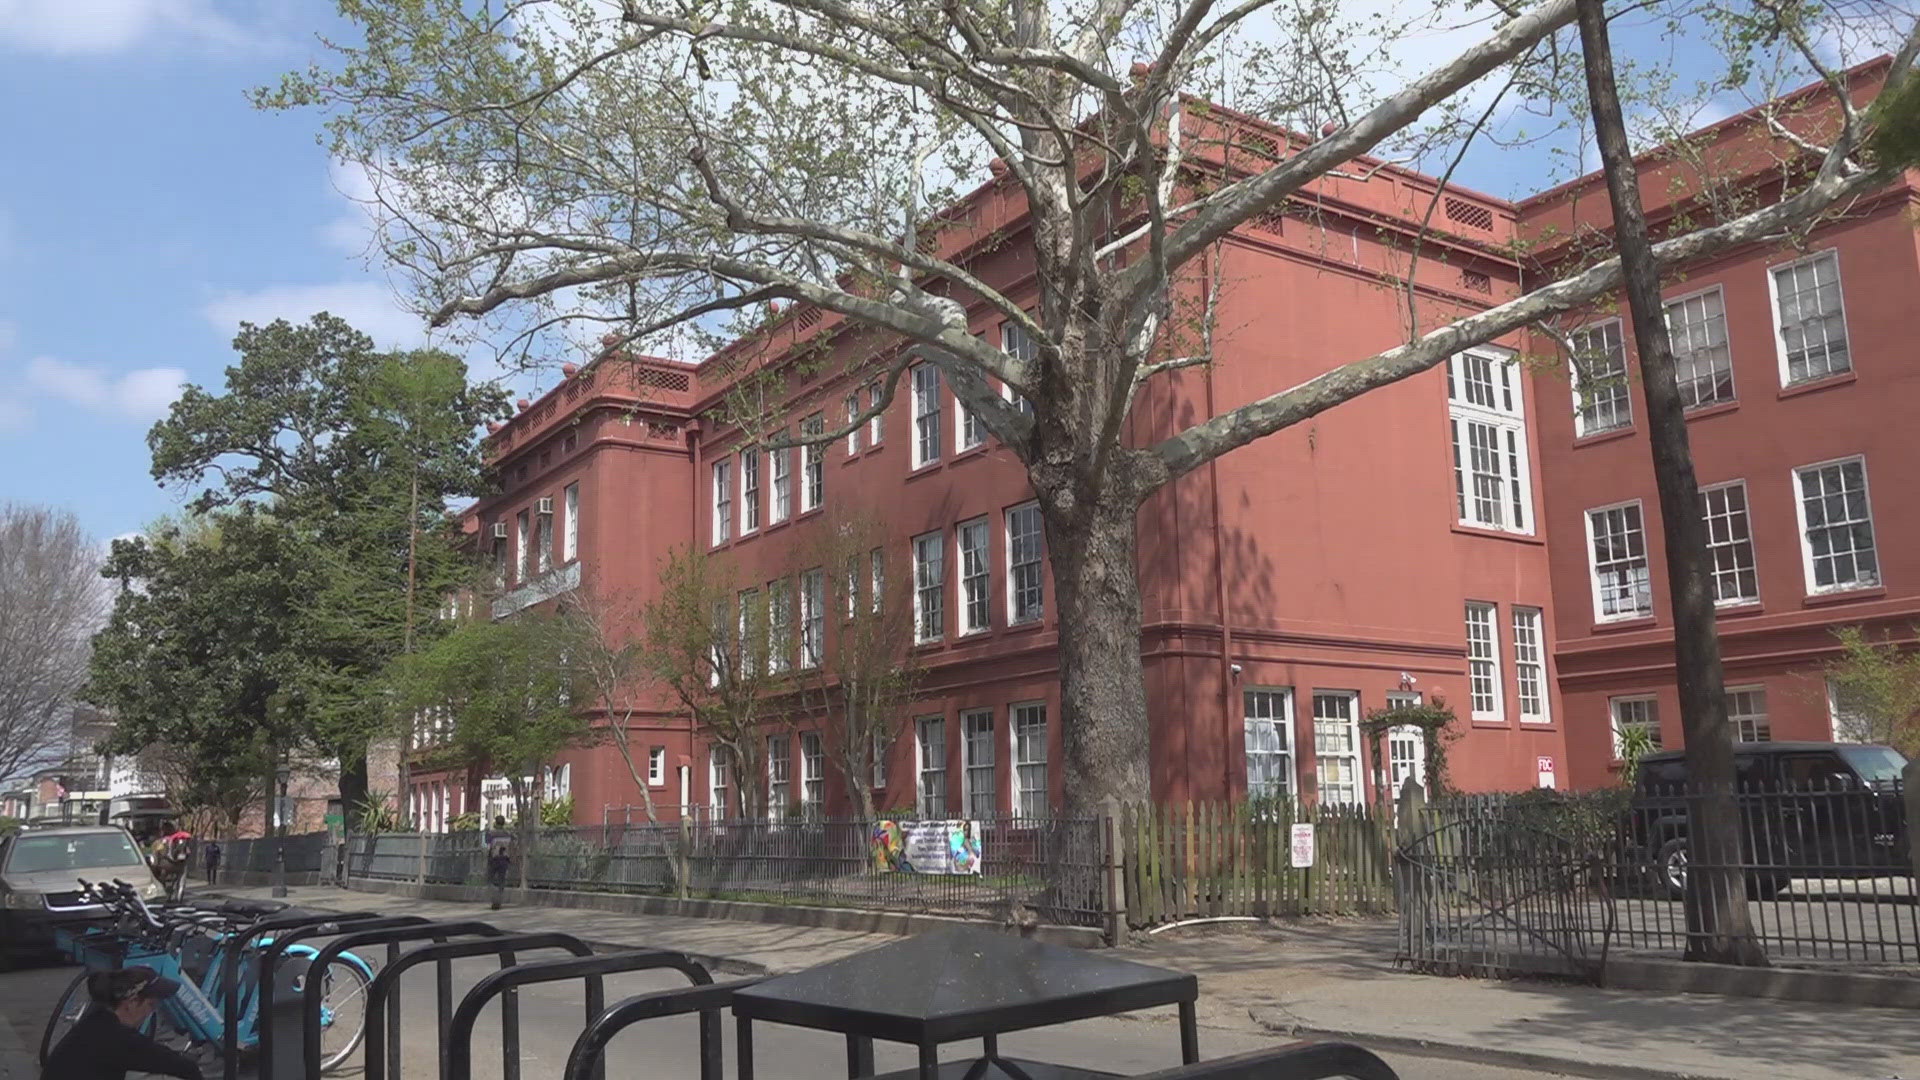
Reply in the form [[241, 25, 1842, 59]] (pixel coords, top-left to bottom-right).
[[1630, 741, 1908, 899]]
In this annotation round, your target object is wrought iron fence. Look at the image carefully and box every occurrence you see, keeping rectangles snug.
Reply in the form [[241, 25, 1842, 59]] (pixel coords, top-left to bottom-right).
[[1397, 781, 1917, 979]]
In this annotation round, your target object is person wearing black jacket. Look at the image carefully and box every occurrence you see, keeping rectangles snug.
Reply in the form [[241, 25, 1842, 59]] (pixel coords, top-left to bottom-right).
[[41, 966, 203, 1080]]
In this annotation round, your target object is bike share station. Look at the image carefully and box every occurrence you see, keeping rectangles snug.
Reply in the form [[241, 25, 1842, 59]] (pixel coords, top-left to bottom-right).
[[45, 881, 1402, 1079]]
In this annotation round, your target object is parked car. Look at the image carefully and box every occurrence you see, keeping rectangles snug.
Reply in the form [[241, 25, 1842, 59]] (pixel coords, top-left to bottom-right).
[[0, 824, 165, 956], [1629, 741, 1908, 899]]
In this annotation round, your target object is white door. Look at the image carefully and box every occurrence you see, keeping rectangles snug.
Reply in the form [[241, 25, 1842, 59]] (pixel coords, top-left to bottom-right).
[[1387, 726, 1427, 795]]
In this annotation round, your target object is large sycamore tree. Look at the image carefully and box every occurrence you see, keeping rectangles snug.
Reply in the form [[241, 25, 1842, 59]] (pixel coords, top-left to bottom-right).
[[270, 0, 1920, 823]]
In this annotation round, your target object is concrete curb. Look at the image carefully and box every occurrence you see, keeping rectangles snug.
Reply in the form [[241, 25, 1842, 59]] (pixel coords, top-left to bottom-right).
[[1251, 1013, 1734, 1080]]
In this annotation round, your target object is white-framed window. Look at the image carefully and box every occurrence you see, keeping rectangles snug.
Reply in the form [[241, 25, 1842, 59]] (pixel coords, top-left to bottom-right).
[[1243, 688, 1295, 801], [1770, 249, 1851, 385], [535, 505, 553, 573], [912, 364, 942, 468], [1569, 319, 1632, 436], [1012, 702, 1048, 818], [801, 414, 825, 512], [1586, 501, 1653, 621], [1312, 691, 1362, 806], [770, 444, 792, 524], [1384, 691, 1427, 796], [1001, 321, 1037, 416], [916, 716, 947, 815], [867, 382, 884, 444], [515, 510, 530, 582], [1006, 502, 1044, 624], [845, 393, 862, 454], [1728, 686, 1770, 743], [740, 451, 760, 533], [1793, 456, 1878, 593], [562, 482, 580, 563], [958, 517, 990, 635], [872, 731, 889, 789], [709, 748, 731, 819], [1664, 287, 1735, 409], [961, 708, 996, 819], [1465, 602, 1503, 722], [1447, 348, 1532, 534], [1826, 678, 1872, 743], [711, 460, 732, 544], [1609, 695, 1661, 757], [767, 579, 792, 674], [800, 732, 823, 816], [767, 735, 791, 819], [844, 556, 860, 620], [1512, 607, 1548, 724], [870, 548, 885, 614], [799, 568, 825, 668], [1692, 480, 1757, 605], [736, 589, 758, 675], [648, 746, 666, 786], [957, 394, 984, 451], [913, 531, 944, 642]]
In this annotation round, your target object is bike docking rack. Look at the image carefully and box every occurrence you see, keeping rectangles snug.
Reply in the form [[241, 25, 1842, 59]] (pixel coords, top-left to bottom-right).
[[444, 949, 715, 1080], [294, 920, 512, 1080], [218, 909, 389, 1080], [564, 977, 764, 1080], [253, 914, 433, 1080]]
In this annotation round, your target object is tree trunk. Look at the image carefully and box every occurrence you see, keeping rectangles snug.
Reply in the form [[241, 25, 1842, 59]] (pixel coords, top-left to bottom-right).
[[1574, 0, 1766, 967], [336, 750, 370, 824], [1043, 488, 1153, 818]]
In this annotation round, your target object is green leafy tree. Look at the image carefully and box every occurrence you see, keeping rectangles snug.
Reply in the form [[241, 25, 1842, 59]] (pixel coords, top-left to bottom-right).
[[1822, 626, 1920, 755], [147, 314, 510, 808]]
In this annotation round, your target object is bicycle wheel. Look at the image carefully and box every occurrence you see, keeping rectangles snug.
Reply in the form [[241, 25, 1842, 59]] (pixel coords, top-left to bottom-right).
[[295, 955, 373, 1071], [39, 971, 90, 1064]]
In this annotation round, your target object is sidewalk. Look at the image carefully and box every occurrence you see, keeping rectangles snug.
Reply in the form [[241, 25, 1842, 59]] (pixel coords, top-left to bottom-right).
[[208, 884, 1920, 1080]]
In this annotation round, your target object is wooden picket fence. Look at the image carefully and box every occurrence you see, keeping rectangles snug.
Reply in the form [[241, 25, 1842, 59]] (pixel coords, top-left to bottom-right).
[[1119, 800, 1395, 928]]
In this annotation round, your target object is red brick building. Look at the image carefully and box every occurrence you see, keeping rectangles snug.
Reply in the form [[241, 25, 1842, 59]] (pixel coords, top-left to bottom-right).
[[407, 73, 1911, 825]]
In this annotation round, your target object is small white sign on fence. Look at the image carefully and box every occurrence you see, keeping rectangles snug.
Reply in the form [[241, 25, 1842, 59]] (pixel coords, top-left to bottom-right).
[[1290, 823, 1315, 868]]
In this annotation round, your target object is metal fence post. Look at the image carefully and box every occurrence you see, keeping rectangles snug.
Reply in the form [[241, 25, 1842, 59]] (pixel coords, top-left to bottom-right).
[[1905, 759, 1920, 885], [1101, 796, 1126, 946]]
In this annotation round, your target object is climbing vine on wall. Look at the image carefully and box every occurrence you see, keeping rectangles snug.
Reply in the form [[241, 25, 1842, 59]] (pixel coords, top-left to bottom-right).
[[1359, 696, 1461, 799]]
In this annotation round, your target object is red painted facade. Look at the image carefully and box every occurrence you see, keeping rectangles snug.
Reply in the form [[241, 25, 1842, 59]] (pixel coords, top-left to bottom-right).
[[408, 74, 1910, 825]]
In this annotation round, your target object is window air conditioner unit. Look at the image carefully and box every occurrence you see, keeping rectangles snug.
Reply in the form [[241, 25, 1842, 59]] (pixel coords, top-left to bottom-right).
[[491, 522, 509, 539], [536, 496, 555, 515]]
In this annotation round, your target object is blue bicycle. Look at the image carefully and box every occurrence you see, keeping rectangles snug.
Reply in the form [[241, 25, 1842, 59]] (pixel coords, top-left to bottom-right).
[[39, 878, 374, 1072]]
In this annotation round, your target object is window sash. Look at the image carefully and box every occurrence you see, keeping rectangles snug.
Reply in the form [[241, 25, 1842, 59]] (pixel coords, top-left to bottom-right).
[[712, 461, 731, 542], [800, 569, 825, 668], [1012, 704, 1047, 818], [801, 414, 825, 511], [959, 519, 990, 634], [740, 452, 760, 532], [515, 511, 530, 580], [870, 549, 885, 614], [1007, 503, 1045, 624], [562, 483, 579, 562], [1610, 697, 1662, 756], [767, 581, 792, 674], [913, 532, 944, 642], [770, 447, 791, 523], [1570, 320, 1632, 435], [1512, 607, 1548, 723], [1312, 692, 1362, 806], [962, 709, 996, 819], [845, 394, 861, 454], [1665, 289, 1735, 409], [867, 382, 884, 443], [1728, 686, 1770, 742], [1465, 603, 1502, 721], [1773, 252, 1850, 384], [1002, 323, 1037, 416], [800, 732, 823, 812], [647, 747, 665, 785], [917, 717, 946, 814], [1243, 689, 1294, 801], [1699, 481, 1757, 604], [767, 736, 790, 818], [912, 365, 942, 467], [1587, 503, 1653, 620], [1795, 457, 1878, 592]]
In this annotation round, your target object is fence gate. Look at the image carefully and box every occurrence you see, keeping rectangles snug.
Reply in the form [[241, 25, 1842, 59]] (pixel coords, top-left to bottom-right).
[[1395, 813, 1608, 982]]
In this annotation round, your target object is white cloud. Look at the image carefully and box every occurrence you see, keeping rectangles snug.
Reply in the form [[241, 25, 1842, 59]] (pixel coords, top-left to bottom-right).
[[0, 0, 256, 55], [321, 160, 380, 257], [24, 356, 186, 421], [202, 281, 430, 348]]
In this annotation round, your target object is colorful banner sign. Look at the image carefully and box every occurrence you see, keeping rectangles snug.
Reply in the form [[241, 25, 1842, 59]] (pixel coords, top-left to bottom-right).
[[871, 819, 983, 875]]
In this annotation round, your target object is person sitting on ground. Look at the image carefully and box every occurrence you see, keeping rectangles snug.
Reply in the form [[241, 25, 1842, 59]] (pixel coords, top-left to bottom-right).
[[42, 966, 204, 1080], [484, 815, 514, 910]]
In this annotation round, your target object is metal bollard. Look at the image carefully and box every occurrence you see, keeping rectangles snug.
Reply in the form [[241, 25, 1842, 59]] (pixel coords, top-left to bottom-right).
[[271, 846, 289, 898]]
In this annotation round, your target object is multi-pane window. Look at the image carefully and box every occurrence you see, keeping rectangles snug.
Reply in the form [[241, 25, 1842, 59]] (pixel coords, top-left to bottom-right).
[[709, 750, 730, 818], [844, 556, 860, 620], [957, 394, 984, 451], [872, 731, 889, 789], [1243, 689, 1295, 801], [1512, 607, 1548, 724], [770, 444, 792, 524], [800, 732, 824, 817], [711, 460, 732, 543], [515, 510, 530, 582], [1586, 502, 1653, 621], [1002, 321, 1037, 415], [1446, 349, 1532, 534], [1699, 481, 1757, 605], [767, 579, 792, 674], [562, 483, 580, 563], [912, 364, 942, 468], [535, 506, 553, 573], [1794, 457, 1878, 593], [1006, 502, 1045, 624], [1465, 602, 1503, 722], [736, 590, 758, 675], [800, 569, 825, 669], [767, 735, 790, 819], [961, 708, 996, 819], [1569, 319, 1632, 436], [845, 394, 862, 454], [916, 716, 946, 814], [801, 414, 825, 512], [1665, 288, 1735, 409], [1312, 691, 1362, 806], [1012, 703, 1048, 818], [958, 518, 990, 635], [1384, 691, 1427, 795], [1610, 696, 1662, 757], [1772, 251, 1850, 385], [740, 451, 760, 533], [870, 548, 885, 614], [913, 531, 944, 642], [1826, 678, 1872, 743], [1728, 686, 1770, 742], [648, 747, 665, 786], [867, 382, 884, 444]]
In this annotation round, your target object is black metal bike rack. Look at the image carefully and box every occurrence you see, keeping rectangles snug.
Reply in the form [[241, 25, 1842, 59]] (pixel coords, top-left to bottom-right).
[[218, 909, 388, 1080], [363, 932, 597, 1080], [253, 915, 432, 1080], [444, 949, 714, 1080], [563, 978, 764, 1080], [1130, 1043, 1401, 1080], [296, 920, 508, 1079]]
